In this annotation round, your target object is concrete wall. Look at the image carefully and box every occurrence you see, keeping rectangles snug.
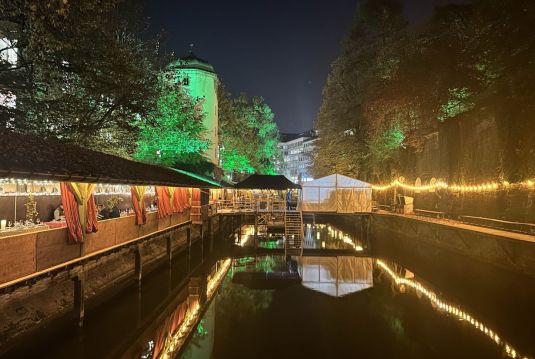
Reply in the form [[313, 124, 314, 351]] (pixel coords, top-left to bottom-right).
[[371, 213, 535, 279]]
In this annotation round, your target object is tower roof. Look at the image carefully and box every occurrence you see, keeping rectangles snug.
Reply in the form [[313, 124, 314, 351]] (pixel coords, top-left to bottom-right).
[[170, 51, 216, 73]]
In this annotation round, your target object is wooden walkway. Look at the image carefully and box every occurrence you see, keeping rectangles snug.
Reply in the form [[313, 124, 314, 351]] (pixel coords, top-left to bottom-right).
[[377, 211, 535, 244]]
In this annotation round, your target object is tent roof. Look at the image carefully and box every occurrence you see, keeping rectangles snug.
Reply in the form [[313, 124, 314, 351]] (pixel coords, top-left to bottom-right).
[[0, 131, 220, 188], [234, 174, 301, 190], [302, 174, 371, 188]]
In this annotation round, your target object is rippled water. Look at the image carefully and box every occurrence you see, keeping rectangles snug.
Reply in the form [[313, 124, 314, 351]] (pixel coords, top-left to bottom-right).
[[3, 222, 535, 359]]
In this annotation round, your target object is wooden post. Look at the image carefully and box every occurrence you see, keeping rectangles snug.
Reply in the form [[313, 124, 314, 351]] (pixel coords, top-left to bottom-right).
[[254, 214, 258, 249], [134, 246, 142, 287], [73, 273, 85, 328], [166, 235, 172, 264], [187, 226, 191, 273]]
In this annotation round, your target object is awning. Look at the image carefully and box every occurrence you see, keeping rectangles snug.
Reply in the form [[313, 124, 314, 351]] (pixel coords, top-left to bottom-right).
[[234, 174, 301, 190], [0, 131, 219, 188]]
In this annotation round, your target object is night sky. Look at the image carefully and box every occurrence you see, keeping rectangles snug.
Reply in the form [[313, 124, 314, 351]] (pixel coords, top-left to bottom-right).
[[144, 0, 465, 134]]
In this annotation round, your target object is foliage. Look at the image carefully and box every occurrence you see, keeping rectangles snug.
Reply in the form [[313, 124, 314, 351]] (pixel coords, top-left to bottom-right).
[[134, 82, 210, 166], [218, 84, 281, 179], [0, 0, 160, 156], [314, 0, 535, 181]]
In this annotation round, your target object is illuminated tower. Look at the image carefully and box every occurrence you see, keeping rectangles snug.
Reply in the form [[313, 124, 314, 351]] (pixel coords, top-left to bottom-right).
[[168, 52, 219, 165]]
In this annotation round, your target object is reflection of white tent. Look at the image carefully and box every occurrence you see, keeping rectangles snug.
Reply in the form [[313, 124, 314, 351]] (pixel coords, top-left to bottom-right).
[[300, 174, 372, 213], [298, 256, 373, 297]]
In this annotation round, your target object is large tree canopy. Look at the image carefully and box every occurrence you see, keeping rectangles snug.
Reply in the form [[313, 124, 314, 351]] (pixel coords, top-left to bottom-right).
[[134, 81, 210, 167], [219, 85, 281, 180], [314, 0, 535, 182], [0, 0, 160, 156]]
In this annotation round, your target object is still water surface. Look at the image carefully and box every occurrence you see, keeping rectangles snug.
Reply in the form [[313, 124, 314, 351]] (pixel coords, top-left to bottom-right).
[[3, 223, 535, 359]]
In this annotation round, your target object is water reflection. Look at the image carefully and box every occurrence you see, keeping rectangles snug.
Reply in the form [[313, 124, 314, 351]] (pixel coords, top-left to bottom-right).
[[180, 254, 534, 359], [157, 258, 231, 359], [234, 223, 366, 251], [299, 256, 373, 297], [376, 259, 529, 359]]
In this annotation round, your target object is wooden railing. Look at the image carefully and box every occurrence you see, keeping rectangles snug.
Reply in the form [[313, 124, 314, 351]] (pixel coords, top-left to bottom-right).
[[0, 210, 191, 286]]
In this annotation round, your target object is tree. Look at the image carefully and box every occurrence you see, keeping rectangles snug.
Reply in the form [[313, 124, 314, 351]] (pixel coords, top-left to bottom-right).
[[0, 0, 160, 156], [218, 84, 281, 180], [134, 81, 210, 166], [313, 0, 406, 180]]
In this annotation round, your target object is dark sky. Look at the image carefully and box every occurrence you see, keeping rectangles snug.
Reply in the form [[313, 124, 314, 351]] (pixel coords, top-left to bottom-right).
[[144, 0, 463, 134]]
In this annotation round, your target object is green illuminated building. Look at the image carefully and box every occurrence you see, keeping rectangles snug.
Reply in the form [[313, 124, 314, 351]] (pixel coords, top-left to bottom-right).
[[168, 52, 219, 164]]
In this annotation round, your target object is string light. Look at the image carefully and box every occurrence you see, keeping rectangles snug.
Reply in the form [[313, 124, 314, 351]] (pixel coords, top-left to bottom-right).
[[376, 260, 529, 359], [372, 178, 534, 193]]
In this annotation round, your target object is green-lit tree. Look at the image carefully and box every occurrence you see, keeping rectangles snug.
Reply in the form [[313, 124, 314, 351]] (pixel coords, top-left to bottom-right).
[[134, 81, 210, 166], [219, 85, 281, 180]]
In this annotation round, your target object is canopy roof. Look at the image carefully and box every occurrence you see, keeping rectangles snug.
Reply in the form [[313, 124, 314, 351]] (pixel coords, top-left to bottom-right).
[[302, 174, 371, 188], [234, 174, 301, 190], [299, 256, 373, 297], [0, 131, 220, 188]]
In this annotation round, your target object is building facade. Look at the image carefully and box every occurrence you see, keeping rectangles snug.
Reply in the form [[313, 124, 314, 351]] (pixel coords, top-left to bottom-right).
[[167, 52, 219, 165], [277, 130, 317, 183]]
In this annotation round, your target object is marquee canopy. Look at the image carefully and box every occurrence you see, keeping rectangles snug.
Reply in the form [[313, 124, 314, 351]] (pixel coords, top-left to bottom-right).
[[301, 174, 372, 213]]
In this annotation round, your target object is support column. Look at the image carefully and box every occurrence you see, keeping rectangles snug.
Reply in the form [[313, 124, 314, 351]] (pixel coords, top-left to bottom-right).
[[134, 246, 142, 287], [187, 226, 192, 273], [73, 273, 85, 328], [254, 215, 258, 249], [166, 235, 172, 264]]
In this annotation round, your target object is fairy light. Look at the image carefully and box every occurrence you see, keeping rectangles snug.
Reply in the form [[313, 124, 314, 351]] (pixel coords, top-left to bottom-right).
[[376, 260, 528, 359], [158, 258, 231, 359], [372, 178, 534, 193]]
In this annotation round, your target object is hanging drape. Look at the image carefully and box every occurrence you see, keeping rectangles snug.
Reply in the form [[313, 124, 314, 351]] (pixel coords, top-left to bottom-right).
[[60, 182, 98, 243], [182, 188, 191, 209], [156, 186, 173, 218], [131, 186, 146, 225], [60, 182, 84, 244], [170, 187, 182, 213], [69, 182, 98, 234]]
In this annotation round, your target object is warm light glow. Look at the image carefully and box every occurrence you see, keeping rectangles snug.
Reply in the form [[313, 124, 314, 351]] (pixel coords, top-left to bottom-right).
[[376, 260, 527, 359], [372, 178, 534, 193]]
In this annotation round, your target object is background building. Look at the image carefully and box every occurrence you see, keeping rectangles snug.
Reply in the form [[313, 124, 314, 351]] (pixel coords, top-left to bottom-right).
[[277, 130, 317, 183], [167, 52, 219, 165]]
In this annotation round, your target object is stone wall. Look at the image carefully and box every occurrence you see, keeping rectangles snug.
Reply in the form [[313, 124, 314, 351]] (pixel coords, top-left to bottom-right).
[[370, 213, 535, 279]]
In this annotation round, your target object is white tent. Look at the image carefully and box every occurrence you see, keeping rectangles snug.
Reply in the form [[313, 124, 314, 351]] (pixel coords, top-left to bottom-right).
[[299, 256, 373, 297], [300, 174, 372, 213]]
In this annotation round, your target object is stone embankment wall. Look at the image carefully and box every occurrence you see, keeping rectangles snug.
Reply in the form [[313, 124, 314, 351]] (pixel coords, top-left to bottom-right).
[[0, 214, 235, 352], [370, 213, 535, 279]]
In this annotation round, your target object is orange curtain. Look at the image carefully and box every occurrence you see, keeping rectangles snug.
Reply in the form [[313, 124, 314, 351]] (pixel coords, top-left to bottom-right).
[[60, 182, 84, 244], [69, 182, 98, 235], [183, 188, 191, 209], [86, 194, 98, 233], [190, 188, 201, 223], [156, 186, 172, 218], [171, 187, 183, 213], [131, 186, 146, 225]]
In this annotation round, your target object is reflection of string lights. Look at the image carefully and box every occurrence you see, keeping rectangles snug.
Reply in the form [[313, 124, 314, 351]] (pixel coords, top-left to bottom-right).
[[372, 178, 534, 193], [376, 260, 529, 359], [326, 226, 364, 252], [159, 258, 231, 359], [207, 259, 232, 297]]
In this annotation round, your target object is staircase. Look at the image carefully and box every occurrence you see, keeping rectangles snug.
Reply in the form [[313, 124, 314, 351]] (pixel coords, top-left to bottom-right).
[[284, 211, 303, 256]]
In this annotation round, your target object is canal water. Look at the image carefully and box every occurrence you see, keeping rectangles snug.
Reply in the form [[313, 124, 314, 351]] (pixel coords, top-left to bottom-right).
[[3, 222, 535, 359]]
